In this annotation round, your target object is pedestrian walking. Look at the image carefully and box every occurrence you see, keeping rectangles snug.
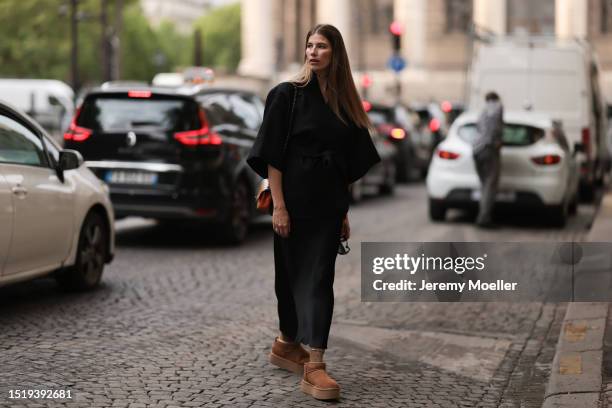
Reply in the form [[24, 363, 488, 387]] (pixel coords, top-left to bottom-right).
[[247, 24, 380, 401], [473, 91, 504, 228]]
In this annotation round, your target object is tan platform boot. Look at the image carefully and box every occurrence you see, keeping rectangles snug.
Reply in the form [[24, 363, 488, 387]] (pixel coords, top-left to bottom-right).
[[300, 362, 340, 400], [269, 337, 310, 374]]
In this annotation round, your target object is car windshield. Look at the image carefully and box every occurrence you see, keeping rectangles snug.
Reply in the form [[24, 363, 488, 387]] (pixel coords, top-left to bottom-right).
[[77, 96, 200, 132], [458, 123, 545, 146]]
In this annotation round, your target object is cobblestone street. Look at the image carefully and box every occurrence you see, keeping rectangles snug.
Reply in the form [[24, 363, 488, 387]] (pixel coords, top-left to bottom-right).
[[0, 185, 599, 407]]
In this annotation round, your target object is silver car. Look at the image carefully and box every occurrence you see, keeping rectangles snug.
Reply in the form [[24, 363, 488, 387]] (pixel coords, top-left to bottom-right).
[[0, 101, 115, 291]]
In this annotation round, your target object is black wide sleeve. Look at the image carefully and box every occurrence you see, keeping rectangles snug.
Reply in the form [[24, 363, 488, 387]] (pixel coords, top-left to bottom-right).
[[347, 126, 381, 184], [246, 83, 293, 179]]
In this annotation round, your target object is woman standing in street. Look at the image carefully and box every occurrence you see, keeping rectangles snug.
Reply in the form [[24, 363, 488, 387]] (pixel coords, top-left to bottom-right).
[[247, 24, 380, 401]]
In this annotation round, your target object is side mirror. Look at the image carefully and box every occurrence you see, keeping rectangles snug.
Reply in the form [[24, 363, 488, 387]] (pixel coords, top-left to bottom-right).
[[59, 149, 83, 170], [56, 150, 83, 182], [57, 149, 83, 180]]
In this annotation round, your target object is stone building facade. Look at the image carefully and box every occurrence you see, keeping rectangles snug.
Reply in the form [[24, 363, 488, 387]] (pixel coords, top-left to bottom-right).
[[238, 0, 612, 103]]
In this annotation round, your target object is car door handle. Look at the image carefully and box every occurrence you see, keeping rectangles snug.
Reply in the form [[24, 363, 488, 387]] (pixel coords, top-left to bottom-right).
[[11, 186, 28, 197]]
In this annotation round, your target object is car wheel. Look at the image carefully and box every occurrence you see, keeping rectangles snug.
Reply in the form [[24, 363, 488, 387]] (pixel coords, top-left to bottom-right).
[[56, 211, 108, 291], [429, 198, 447, 221], [579, 182, 595, 202], [220, 178, 250, 244], [569, 193, 578, 215], [595, 161, 606, 187], [350, 180, 363, 203], [420, 166, 429, 180], [550, 200, 569, 228], [395, 151, 411, 183], [379, 163, 396, 195], [379, 175, 395, 195]]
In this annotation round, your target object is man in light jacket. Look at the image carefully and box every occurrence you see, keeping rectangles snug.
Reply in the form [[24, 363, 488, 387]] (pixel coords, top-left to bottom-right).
[[473, 91, 504, 228]]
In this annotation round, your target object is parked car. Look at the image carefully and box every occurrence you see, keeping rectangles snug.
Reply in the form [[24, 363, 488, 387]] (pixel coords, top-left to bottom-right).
[[63, 86, 264, 244], [0, 79, 75, 142], [410, 102, 449, 175], [365, 101, 424, 182], [350, 129, 397, 202], [0, 101, 115, 290], [426, 111, 580, 227], [440, 100, 465, 126], [468, 37, 609, 200], [152, 72, 185, 88]]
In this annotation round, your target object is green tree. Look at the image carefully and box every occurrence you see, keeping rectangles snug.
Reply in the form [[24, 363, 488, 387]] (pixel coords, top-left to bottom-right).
[[153, 21, 192, 74], [0, 0, 192, 86], [0, 0, 71, 80], [119, 2, 161, 80], [192, 3, 241, 72]]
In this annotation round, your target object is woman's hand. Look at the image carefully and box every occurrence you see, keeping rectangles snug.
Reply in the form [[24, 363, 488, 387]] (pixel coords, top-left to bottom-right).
[[341, 214, 350, 240], [273, 207, 291, 238]]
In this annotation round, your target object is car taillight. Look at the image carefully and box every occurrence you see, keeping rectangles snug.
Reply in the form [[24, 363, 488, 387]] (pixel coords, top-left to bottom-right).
[[438, 150, 460, 160], [429, 118, 441, 132], [441, 100, 452, 113], [531, 154, 561, 165], [174, 109, 222, 146], [63, 107, 92, 142], [128, 90, 152, 98], [174, 127, 222, 145], [390, 128, 406, 140], [376, 124, 407, 140], [581, 127, 591, 156]]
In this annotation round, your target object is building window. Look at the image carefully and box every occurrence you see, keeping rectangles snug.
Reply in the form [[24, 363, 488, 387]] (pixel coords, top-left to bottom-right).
[[445, 0, 473, 33], [602, 0, 612, 33], [507, 0, 555, 35], [365, 0, 393, 35]]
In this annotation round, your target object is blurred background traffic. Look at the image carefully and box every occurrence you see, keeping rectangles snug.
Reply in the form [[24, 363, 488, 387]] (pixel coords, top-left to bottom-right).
[[2, 0, 612, 252]]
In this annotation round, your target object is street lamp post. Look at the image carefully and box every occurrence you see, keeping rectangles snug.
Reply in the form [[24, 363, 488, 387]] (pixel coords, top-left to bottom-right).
[[70, 0, 79, 91], [62, 0, 124, 91], [388, 21, 405, 105], [101, 0, 112, 82]]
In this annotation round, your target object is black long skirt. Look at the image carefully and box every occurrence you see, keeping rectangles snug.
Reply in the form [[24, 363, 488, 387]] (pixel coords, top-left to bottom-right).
[[273, 215, 344, 349]]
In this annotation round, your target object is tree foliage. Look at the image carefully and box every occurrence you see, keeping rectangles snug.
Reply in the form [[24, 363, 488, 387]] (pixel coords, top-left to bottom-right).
[[192, 3, 241, 72], [0, 0, 241, 86]]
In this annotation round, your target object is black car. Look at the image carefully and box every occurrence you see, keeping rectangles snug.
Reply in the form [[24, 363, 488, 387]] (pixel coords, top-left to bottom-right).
[[349, 129, 397, 203], [365, 102, 425, 181], [64, 86, 264, 243]]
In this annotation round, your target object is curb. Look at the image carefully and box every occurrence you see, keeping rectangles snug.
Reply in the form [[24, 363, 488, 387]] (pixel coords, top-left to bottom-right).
[[588, 190, 612, 241], [542, 303, 607, 408], [542, 189, 612, 408]]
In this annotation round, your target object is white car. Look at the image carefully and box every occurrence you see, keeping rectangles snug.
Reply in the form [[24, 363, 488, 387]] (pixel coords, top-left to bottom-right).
[[468, 38, 609, 198], [426, 111, 580, 226], [0, 101, 115, 290]]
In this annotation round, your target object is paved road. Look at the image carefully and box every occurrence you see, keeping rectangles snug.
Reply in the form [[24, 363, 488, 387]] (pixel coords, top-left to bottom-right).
[[0, 184, 599, 407]]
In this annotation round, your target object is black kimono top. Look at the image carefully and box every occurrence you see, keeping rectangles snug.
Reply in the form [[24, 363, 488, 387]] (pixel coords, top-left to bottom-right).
[[247, 74, 381, 218]]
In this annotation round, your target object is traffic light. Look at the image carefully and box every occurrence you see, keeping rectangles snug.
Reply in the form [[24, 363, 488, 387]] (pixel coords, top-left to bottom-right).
[[389, 21, 402, 54]]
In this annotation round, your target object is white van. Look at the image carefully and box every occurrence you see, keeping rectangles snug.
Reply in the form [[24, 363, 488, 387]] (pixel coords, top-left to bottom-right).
[[468, 37, 610, 198], [0, 79, 75, 142]]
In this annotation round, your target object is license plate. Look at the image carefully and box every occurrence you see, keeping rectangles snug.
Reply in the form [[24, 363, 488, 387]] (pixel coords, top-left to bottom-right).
[[105, 171, 158, 185], [470, 190, 516, 202]]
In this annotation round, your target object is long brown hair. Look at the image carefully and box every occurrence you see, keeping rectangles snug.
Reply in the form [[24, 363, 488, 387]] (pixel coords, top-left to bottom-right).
[[292, 24, 371, 129]]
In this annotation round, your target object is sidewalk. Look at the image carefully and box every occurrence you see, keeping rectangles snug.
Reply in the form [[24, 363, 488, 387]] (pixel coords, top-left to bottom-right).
[[543, 188, 612, 408]]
